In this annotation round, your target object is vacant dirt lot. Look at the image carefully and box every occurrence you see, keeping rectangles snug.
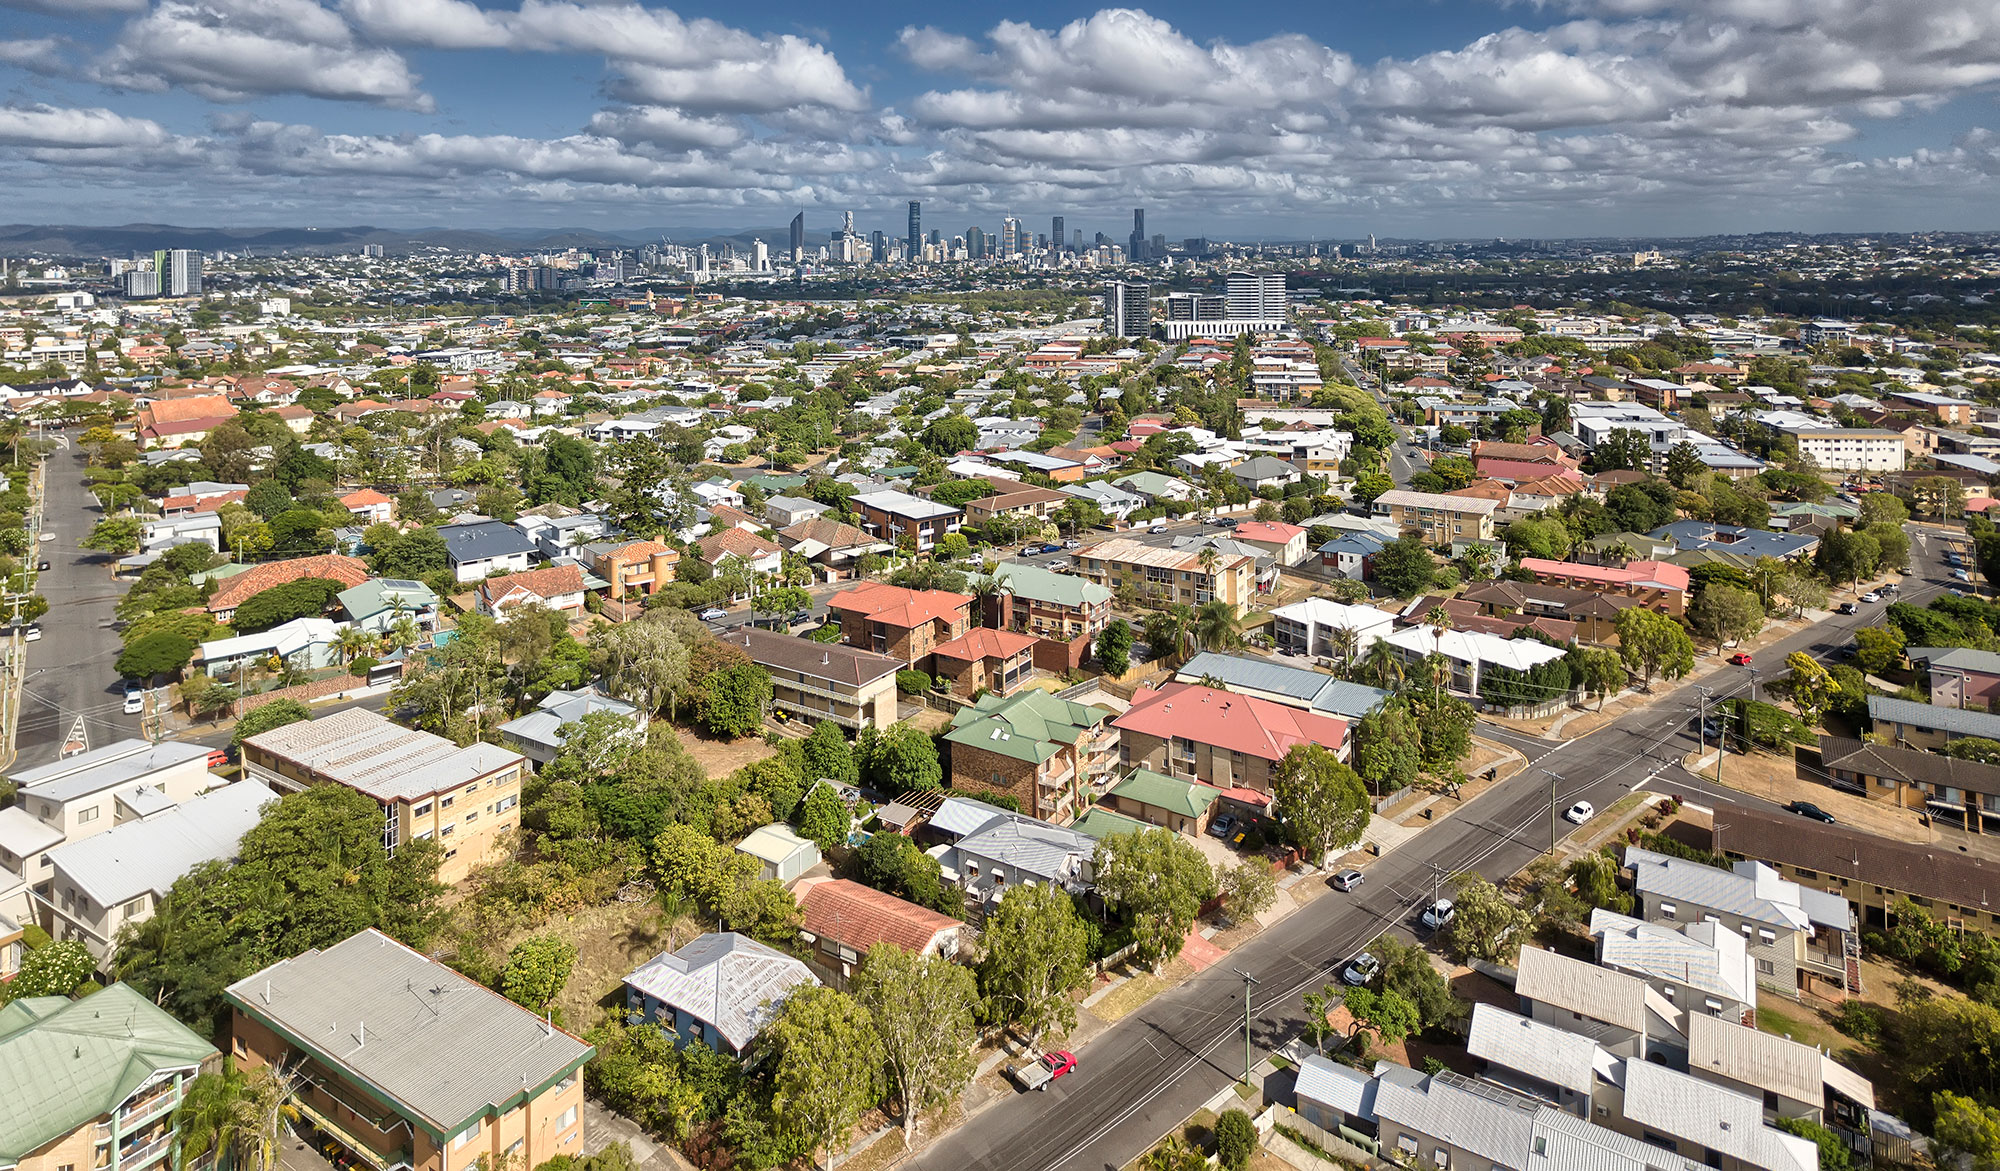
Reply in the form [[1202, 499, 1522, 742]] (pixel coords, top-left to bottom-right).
[[673, 724, 778, 777]]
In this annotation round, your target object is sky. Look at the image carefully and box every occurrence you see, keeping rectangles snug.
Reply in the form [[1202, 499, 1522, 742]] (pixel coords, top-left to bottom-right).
[[2, 0, 1999, 241]]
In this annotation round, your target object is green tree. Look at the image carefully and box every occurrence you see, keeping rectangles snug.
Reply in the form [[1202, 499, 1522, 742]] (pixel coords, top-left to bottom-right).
[[1857, 493, 1908, 528], [1501, 516, 1572, 561], [1341, 986, 1419, 1043], [1219, 860, 1277, 923], [768, 986, 883, 1171], [1815, 528, 1880, 591], [796, 782, 848, 852], [231, 698, 312, 748], [1353, 706, 1422, 795], [500, 933, 576, 1014], [852, 944, 979, 1147], [976, 883, 1090, 1046], [863, 724, 942, 795], [853, 832, 958, 916], [9, 938, 95, 998], [1687, 583, 1764, 645], [1574, 646, 1628, 709], [115, 630, 197, 679], [1663, 441, 1706, 488], [1214, 1110, 1255, 1171], [1095, 618, 1133, 677], [695, 662, 771, 738], [1091, 828, 1217, 970], [802, 720, 859, 785], [920, 414, 979, 455], [1932, 1091, 2000, 1171], [1447, 874, 1530, 964], [80, 515, 143, 554], [1772, 1117, 1854, 1171], [1271, 744, 1371, 866], [1371, 534, 1436, 599], [1615, 608, 1695, 689]]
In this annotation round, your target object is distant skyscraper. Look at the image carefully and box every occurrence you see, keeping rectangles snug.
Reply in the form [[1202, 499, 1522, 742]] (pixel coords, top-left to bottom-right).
[[1106, 280, 1150, 339], [1128, 209, 1146, 262], [870, 230, 886, 262], [928, 229, 940, 247], [842, 210, 855, 236], [907, 201, 921, 258], [789, 212, 805, 262], [966, 226, 987, 259], [153, 249, 201, 297], [1000, 216, 1023, 257], [1051, 216, 1065, 252], [1225, 271, 1288, 319], [752, 239, 769, 271], [1073, 229, 1083, 251]]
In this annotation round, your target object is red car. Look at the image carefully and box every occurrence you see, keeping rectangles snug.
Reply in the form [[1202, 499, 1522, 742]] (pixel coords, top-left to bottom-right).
[[1728, 652, 1753, 666], [1010, 1050, 1078, 1091]]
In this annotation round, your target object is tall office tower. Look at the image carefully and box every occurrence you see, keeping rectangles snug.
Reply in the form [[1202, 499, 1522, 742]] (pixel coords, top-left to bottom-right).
[[966, 226, 987, 259], [870, 230, 886, 262], [1073, 229, 1083, 251], [1051, 216, 1065, 252], [752, 239, 769, 271], [1128, 209, 1146, 262], [928, 229, 940, 247], [154, 249, 201, 296], [907, 201, 921, 257], [1150, 233, 1165, 257], [1000, 217, 1022, 257], [842, 210, 855, 236], [789, 212, 805, 261], [1225, 271, 1288, 319], [1106, 280, 1150, 339]]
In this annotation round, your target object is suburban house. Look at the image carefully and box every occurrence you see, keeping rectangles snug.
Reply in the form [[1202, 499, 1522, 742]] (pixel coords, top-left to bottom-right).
[[1268, 598, 1397, 659], [205, 553, 372, 621], [1171, 653, 1392, 720], [961, 485, 1072, 526], [1906, 646, 2000, 711], [622, 933, 816, 1056], [339, 488, 396, 524], [986, 562, 1112, 672], [1465, 1001, 1613, 1119], [240, 708, 528, 886], [1590, 909, 1757, 1025], [1113, 682, 1351, 807], [1378, 626, 1570, 698], [226, 929, 593, 1171], [1101, 768, 1220, 835], [1072, 539, 1256, 611], [938, 808, 1098, 914], [795, 877, 963, 988], [1684, 1012, 1874, 1146], [696, 527, 785, 580], [43, 780, 275, 963], [777, 517, 890, 578], [0, 983, 218, 1171], [475, 564, 586, 620], [0, 740, 217, 913], [944, 690, 1115, 824], [764, 495, 829, 528], [1867, 695, 2000, 750], [931, 628, 1038, 698], [497, 687, 645, 767], [826, 581, 973, 671], [1315, 529, 1388, 579], [439, 519, 540, 583], [591, 540, 680, 599], [1227, 521, 1310, 566], [1111, 471, 1196, 503], [1626, 846, 1858, 998], [1461, 578, 1640, 645], [1372, 488, 1498, 546], [1515, 946, 1685, 1063], [135, 394, 237, 446], [732, 628, 901, 730], [849, 489, 960, 552], [1519, 557, 1691, 617], [1228, 455, 1302, 493], [338, 578, 441, 634]]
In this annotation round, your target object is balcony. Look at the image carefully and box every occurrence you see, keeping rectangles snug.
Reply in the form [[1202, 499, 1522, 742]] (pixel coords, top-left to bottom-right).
[[292, 1098, 410, 1171], [117, 1132, 173, 1169], [118, 1083, 179, 1126], [1039, 765, 1076, 790]]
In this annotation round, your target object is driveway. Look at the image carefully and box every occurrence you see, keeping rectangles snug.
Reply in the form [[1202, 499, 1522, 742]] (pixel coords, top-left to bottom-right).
[[13, 441, 141, 767]]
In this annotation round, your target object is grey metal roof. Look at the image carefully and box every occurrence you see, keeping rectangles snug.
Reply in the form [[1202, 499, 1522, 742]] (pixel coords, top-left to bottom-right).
[[1525, 1108, 1705, 1171], [227, 928, 594, 1135], [622, 932, 816, 1052], [439, 519, 538, 562], [1467, 1003, 1604, 1097], [1174, 653, 1392, 718], [1590, 909, 1754, 1004], [1293, 1054, 1378, 1121], [49, 780, 275, 906], [496, 687, 640, 752], [1627, 847, 1837, 932], [1870, 693, 2000, 739], [12, 739, 211, 803], [1620, 1059, 1817, 1171], [928, 796, 1020, 839], [0, 807, 62, 859], [244, 708, 525, 802], [953, 816, 1096, 885], [1373, 1068, 1541, 1170]]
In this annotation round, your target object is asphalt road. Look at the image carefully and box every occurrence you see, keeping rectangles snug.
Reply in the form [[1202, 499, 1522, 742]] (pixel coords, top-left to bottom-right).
[[908, 524, 1951, 1171], [13, 443, 140, 767]]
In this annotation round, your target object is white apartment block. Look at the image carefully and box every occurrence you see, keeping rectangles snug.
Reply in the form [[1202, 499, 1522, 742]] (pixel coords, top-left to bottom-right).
[[1791, 429, 1907, 472]]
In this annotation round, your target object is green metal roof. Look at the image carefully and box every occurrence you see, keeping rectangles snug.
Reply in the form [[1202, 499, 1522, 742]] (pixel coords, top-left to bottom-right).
[[0, 983, 218, 1161], [1108, 768, 1218, 818], [996, 563, 1111, 609], [944, 688, 1107, 764], [1072, 807, 1152, 840]]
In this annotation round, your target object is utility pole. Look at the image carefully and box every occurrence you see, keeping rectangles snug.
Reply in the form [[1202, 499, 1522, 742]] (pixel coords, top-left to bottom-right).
[[1233, 967, 1260, 1088], [1543, 769, 1563, 855]]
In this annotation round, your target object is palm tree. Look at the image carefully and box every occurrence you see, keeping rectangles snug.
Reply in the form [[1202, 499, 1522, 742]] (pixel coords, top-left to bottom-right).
[[1143, 605, 1191, 667], [1422, 651, 1453, 701], [1196, 545, 1222, 582], [1194, 600, 1242, 653], [1326, 625, 1360, 676], [970, 569, 1013, 628], [171, 1061, 299, 1171], [1425, 605, 1453, 640], [1599, 538, 1638, 566], [334, 626, 371, 663], [385, 613, 421, 654], [1360, 640, 1405, 690]]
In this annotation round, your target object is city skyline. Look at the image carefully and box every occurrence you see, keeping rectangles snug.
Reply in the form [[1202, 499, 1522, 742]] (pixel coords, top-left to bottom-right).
[[1, 1, 1997, 236]]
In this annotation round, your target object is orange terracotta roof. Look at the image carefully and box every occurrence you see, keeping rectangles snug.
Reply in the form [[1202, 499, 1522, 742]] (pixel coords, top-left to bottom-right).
[[340, 489, 393, 508], [932, 627, 1038, 662], [825, 581, 972, 629], [208, 554, 371, 613], [797, 878, 960, 954], [477, 564, 585, 605], [698, 526, 782, 562]]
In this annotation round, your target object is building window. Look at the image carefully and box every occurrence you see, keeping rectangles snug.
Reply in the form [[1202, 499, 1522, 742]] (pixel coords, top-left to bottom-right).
[[558, 1105, 578, 1130], [441, 823, 456, 837], [453, 1122, 481, 1150], [1756, 958, 1775, 975], [442, 796, 455, 809], [414, 802, 433, 818], [1659, 903, 1676, 920], [1758, 929, 1777, 944], [1397, 1136, 1419, 1156], [77, 806, 99, 823]]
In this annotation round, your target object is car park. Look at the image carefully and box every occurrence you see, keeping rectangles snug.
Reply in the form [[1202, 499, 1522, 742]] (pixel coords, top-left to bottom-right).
[[1421, 899, 1456, 930], [1564, 800, 1594, 824], [1330, 869, 1364, 892], [1728, 652, 1753, 666], [1342, 952, 1381, 985], [1787, 800, 1837, 824]]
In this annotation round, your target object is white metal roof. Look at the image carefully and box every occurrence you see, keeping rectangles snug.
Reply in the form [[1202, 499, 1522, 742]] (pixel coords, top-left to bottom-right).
[[48, 780, 274, 907]]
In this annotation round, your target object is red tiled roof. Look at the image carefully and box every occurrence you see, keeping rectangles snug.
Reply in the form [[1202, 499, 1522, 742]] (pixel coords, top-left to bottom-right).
[[208, 554, 371, 613], [1113, 681, 1347, 762], [698, 527, 782, 562], [826, 581, 972, 629], [140, 394, 236, 426], [796, 878, 961, 954], [1476, 457, 1587, 484], [161, 489, 246, 513], [1228, 521, 1305, 544], [340, 489, 393, 507], [1519, 557, 1691, 593], [932, 627, 1038, 662], [477, 564, 585, 605]]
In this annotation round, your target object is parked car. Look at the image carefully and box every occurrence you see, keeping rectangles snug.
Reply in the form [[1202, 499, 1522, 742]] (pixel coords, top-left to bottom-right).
[[1046, 558, 1069, 570], [1787, 800, 1837, 824], [698, 607, 727, 621], [1728, 652, 1753, 666], [1564, 800, 1595, 824], [122, 680, 145, 715], [1215, 517, 1239, 529], [1147, 524, 1169, 535], [1954, 570, 1973, 582], [1063, 539, 1081, 549], [21, 624, 39, 642], [1835, 602, 1859, 615], [1421, 899, 1456, 930], [35, 560, 49, 572], [1207, 814, 1238, 840], [1861, 591, 1883, 602], [36, 532, 52, 543], [206, 748, 229, 769], [1039, 543, 1063, 554], [1330, 869, 1364, 892], [1341, 952, 1381, 986], [1007, 1050, 1077, 1092]]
